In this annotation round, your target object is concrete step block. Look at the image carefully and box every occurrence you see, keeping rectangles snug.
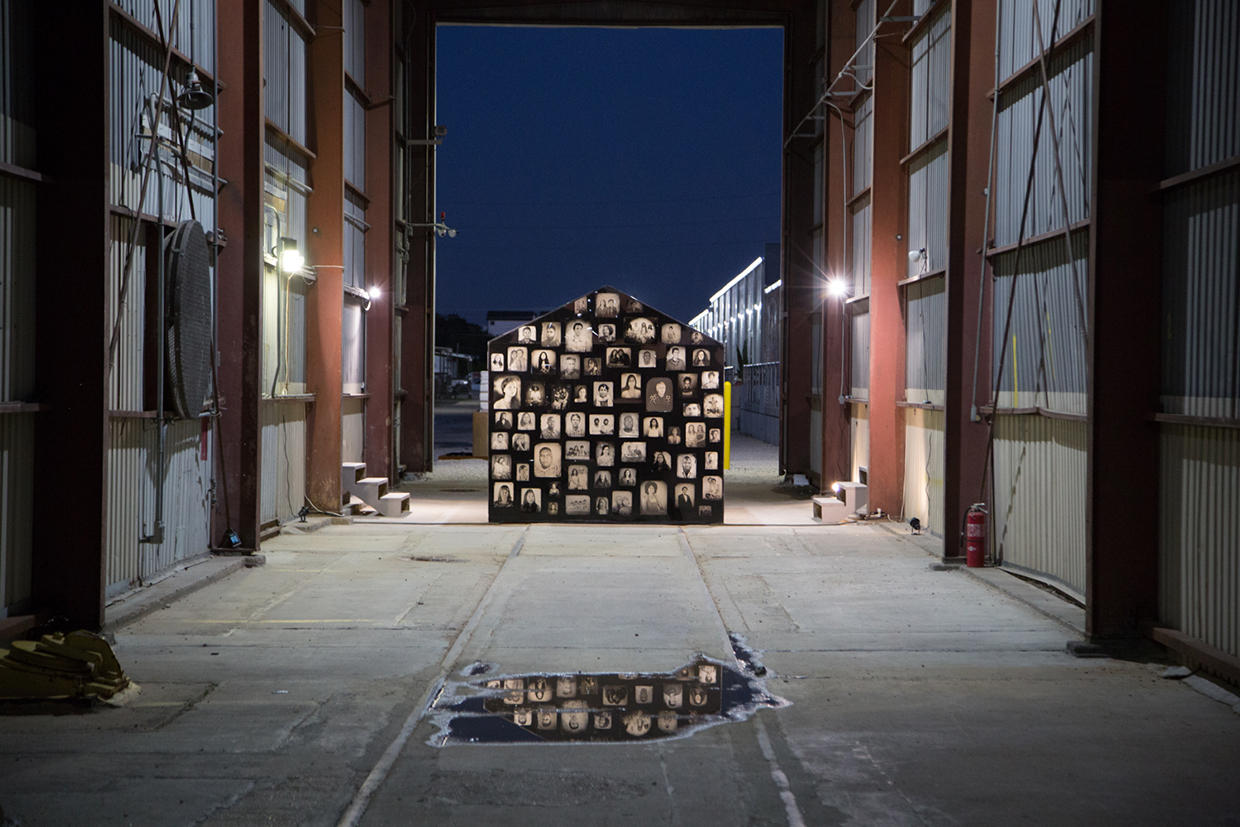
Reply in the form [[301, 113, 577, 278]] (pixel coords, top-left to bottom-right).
[[378, 491, 411, 518], [354, 476, 389, 508], [341, 462, 367, 494], [812, 495, 851, 523]]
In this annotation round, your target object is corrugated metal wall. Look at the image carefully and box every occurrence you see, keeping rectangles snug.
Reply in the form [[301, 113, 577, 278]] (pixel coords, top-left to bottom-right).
[[992, 414, 1087, 598], [264, 0, 306, 144], [909, 7, 950, 151], [905, 277, 946, 404], [906, 144, 949, 276], [108, 215, 147, 411], [0, 414, 33, 615], [112, 0, 217, 74], [902, 408, 945, 534], [1158, 0, 1240, 659], [344, 0, 365, 86], [997, 0, 1094, 81], [260, 400, 308, 524], [849, 402, 869, 482], [106, 418, 213, 596], [1160, 425, 1240, 658], [994, 34, 1093, 247], [849, 309, 869, 398], [342, 396, 366, 463], [0, 0, 35, 168]]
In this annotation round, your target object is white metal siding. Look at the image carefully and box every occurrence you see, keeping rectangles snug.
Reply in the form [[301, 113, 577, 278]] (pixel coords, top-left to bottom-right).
[[909, 7, 950, 150], [260, 400, 307, 523], [905, 276, 946, 404], [344, 0, 366, 86], [852, 94, 873, 195], [850, 193, 872, 295], [0, 178, 35, 402], [110, 0, 217, 74], [902, 408, 944, 535], [345, 91, 366, 190], [342, 396, 366, 463], [1160, 425, 1240, 658], [108, 214, 147, 411], [992, 414, 1087, 599], [343, 298, 365, 394], [106, 418, 212, 596], [849, 309, 869, 399], [850, 402, 869, 483], [264, 0, 306, 144], [0, 0, 36, 168], [997, 0, 1094, 82], [854, 0, 874, 87]]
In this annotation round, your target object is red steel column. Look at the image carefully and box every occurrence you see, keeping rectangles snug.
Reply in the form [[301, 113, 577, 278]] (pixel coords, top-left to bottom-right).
[[867, 6, 911, 515], [213, 0, 265, 552], [400, 5, 435, 472], [32, 1, 109, 627], [306, 0, 345, 511], [780, 2, 816, 480], [1085, 0, 1165, 640], [942, 0, 994, 558], [365, 0, 395, 480]]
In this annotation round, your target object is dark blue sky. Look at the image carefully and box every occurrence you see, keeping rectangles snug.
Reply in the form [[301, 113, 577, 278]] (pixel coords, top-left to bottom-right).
[[434, 25, 784, 326]]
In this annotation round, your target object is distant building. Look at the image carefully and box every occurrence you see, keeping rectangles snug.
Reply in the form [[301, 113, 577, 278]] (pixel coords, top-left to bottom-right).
[[689, 244, 782, 444], [486, 310, 542, 339]]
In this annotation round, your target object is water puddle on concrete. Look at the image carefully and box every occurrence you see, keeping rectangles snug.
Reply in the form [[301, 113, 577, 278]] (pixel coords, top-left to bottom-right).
[[427, 653, 787, 746]]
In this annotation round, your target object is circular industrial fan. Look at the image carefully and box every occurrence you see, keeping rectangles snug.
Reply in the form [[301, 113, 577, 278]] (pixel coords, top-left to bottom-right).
[[163, 220, 213, 420]]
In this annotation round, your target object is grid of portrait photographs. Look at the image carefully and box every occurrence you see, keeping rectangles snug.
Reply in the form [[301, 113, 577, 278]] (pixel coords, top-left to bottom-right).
[[488, 287, 725, 524], [476, 660, 723, 743]]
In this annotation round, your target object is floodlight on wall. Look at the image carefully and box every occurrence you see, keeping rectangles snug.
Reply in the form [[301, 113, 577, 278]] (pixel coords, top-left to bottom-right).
[[177, 68, 214, 111], [277, 237, 304, 274], [826, 278, 849, 298], [909, 247, 928, 274]]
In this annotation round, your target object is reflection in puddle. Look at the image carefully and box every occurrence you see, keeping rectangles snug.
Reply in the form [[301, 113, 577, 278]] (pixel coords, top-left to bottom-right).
[[429, 657, 786, 746]]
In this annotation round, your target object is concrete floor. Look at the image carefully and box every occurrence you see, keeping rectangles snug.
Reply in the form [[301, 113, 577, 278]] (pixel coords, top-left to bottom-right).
[[2, 442, 1239, 825]]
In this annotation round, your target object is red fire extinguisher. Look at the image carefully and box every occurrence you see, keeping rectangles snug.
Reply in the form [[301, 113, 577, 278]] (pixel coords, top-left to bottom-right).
[[965, 503, 987, 567]]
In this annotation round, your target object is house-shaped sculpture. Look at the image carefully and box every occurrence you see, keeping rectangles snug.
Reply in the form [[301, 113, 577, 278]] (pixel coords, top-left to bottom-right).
[[487, 287, 726, 524]]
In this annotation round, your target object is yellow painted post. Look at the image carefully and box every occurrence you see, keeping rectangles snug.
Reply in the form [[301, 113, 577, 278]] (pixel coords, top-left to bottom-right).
[[723, 381, 732, 470]]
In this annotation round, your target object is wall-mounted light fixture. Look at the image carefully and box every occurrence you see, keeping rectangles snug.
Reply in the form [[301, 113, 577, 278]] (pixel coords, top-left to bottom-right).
[[177, 68, 214, 111], [826, 278, 849, 298], [908, 247, 928, 274], [277, 237, 305, 274]]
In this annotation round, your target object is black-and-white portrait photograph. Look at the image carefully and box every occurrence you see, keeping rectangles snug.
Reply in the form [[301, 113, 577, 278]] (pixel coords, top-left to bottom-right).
[[565, 411, 586, 437], [573, 384, 589, 403], [566, 494, 591, 515], [491, 431, 510, 452], [491, 454, 512, 479], [701, 370, 720, 389], [625, 317, 656, 344], [493, 482, 514, 506], [661, 323, 681, 344], [704, 451, 719, 471], [507, 346, 529, 372], [618, 372, 642, 400], [704, 393, 724, 417], [573, 296, 588, 315], [623, 296, 643, 314], [638, 348, 657, 368], [565, 319, 592, 352], [519, 487, 541, 513], [593, 470, 612, 489], [494, 410, 513, 429], [678, 373, 698, 395], [686, 422, 706, 447], [533, 349, 556, 374], [516, 463, 530, 481], [566, 440, 590, 460], [605, 346, 630, 367], [677, 453, 697, 479], [698, 663, 719, 684], [663, 683, 684, 708], [698, 504, 712, 518], [551, 384, 570, 409], [620, 441, 647, 463], [667, 425, 682, 445], [540, 413, 561, 439], [533, 443, 562, 478], [594, 380, 614, 407], [560, 353, 581, 379], [612, 490, 633, 516], [595, 494, 609, 515], [584, 357, 603, 376], [646, 377, 674, 412], [683, 402, 702, 418], [490, 351, 505, 371], [618, 412, 640, 437], [618, 467, 637, 487], [596, 442, 616, 467], [602, 685, 628, 706], [702, 476, 723, 501], [597, 322, 617, 342], [709, 427, 722, 443], [595, 292, 620, 317], [674, 483, 695, 513], [589, 413, 615, 435], [594, 710, 613, 730], [525, 382, 545, 406], [568, 464, 590, 491], [548, 481, 562, 498], [690, 330, 705, 345], [517, 325, 537, 344], [517, 411, 536, 431], [640, 480, 667, 515], [651, 450, 672, 472], [548, 501, 560, 515], [512, 433, 531, 452], [666, 346, 686, 371], [541, 321, 561, 347], [657, 711, 678, 734], [634, 685, 654, 705], [691, 348, 711, 367], [493, 375, 521, 409], [643, 416, 663, 438]]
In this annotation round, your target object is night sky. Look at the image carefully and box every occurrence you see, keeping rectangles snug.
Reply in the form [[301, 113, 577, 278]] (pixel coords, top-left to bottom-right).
[[433, 24, 784, 327]]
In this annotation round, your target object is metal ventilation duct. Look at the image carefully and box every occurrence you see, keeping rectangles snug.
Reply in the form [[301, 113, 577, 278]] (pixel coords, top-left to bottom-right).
[[163, 220, 213, 420]]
